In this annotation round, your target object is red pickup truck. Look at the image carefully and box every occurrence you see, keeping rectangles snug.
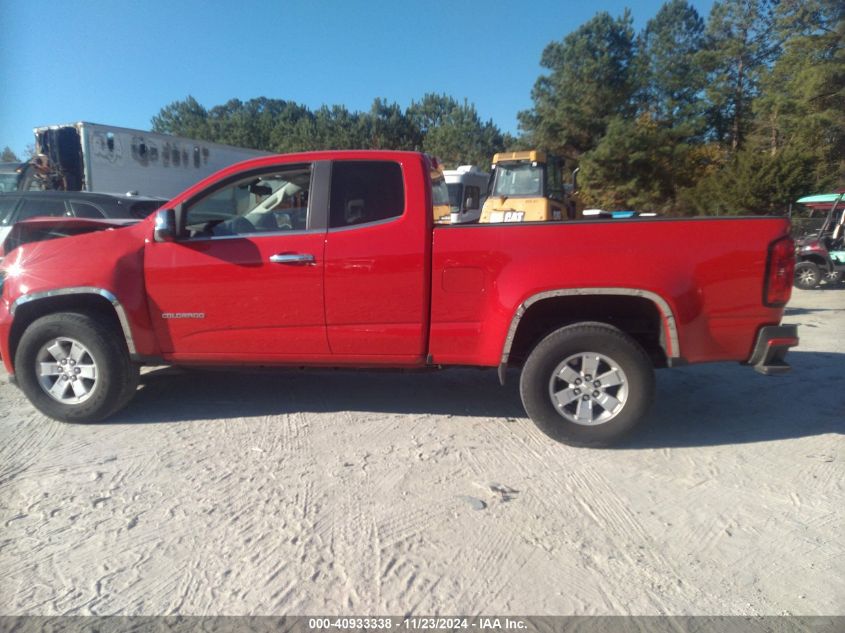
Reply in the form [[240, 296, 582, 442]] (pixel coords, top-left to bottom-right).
[[0, 151, 798, 445]]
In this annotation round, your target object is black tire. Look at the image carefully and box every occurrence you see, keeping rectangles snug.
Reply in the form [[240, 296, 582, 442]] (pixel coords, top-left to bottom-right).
[[14, 312, 140, 423], [519, 322, 655, 447], [794, 261, 821, 289]]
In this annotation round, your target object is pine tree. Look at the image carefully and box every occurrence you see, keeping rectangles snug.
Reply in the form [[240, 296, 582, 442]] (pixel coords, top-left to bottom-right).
[[407, 94, 509, 167], [518, 11, 637, 156], [637, 0, 706, 131], [699, 0, 780, 151], [753, 0, 844, 185], [151, 95, 211, 140]]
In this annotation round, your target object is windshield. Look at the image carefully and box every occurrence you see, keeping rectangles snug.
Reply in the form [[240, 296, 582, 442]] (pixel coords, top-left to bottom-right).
[[0, 173, 20, 193], [430, 170, 450, 223], [447, 184, 463, 213], [492, 163, 542, 197], [432, 173, 449, 206], [791, 201, 843, 238]]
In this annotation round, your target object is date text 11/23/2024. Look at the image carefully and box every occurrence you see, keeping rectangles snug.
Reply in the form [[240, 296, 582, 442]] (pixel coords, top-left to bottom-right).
[[309, 618, 527, 630]]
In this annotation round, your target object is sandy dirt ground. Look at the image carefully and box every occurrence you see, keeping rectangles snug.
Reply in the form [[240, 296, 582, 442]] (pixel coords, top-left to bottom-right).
[[0, 287, 842, 616]]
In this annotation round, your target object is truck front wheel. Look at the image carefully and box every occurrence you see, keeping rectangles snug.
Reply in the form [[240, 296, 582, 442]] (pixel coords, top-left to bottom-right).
[[519, 323, 655, 446], [14, 312, 140, 423]]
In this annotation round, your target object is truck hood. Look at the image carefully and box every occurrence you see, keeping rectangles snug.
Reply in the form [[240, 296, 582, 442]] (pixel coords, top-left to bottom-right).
[[1, 216, 139, 258]]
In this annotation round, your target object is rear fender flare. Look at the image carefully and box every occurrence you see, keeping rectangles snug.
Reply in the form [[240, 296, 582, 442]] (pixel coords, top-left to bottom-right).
[[498, 287, 679, 383]]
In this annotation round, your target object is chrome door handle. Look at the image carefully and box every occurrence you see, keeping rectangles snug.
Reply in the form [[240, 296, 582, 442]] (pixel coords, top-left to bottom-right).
[[269, 253, 315, 265]]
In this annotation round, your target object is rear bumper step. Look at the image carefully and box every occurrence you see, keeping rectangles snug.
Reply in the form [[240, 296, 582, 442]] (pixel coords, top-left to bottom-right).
[[747, 325, 799, 375]]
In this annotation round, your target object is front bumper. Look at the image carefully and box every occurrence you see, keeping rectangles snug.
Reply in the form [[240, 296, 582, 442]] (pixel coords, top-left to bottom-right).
[[747, 325, 799, 375]]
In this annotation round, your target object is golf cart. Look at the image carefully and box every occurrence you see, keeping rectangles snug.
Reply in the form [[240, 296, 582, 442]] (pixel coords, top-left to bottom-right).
[[792, 192, 845, 289]]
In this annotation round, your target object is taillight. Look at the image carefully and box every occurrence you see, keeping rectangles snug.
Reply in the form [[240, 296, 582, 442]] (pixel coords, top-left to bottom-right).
[[764, 235, 795, 307]]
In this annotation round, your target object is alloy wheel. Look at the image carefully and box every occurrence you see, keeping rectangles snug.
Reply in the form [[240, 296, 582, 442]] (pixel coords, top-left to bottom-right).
[[548, 352, 629, 426], [36, 337, 99, 404]]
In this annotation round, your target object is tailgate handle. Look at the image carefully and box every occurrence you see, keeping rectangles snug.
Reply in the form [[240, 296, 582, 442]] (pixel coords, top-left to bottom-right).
[[269, 253, 315, 265]]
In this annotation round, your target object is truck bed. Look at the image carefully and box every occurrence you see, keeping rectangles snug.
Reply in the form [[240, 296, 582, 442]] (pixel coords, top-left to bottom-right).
[[430, 217, 791, 367]]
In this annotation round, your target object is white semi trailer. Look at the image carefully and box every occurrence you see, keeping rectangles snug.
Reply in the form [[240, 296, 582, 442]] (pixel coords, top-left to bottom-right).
[[14, 122, 271, 198]]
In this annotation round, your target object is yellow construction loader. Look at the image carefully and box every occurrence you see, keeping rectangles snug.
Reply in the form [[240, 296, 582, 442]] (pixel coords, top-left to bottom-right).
[[479, 150, 577, 223]]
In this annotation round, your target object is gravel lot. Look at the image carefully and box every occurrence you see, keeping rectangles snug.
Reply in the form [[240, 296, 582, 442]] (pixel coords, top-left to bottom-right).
[[1, 287, 842, 616]]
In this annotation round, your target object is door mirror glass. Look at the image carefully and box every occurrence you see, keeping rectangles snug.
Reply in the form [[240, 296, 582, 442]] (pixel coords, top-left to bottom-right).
[[153, 208, 177, 242]]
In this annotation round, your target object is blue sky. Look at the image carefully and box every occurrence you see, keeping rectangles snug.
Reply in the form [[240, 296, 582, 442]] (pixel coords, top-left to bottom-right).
[[1, 0, 715, 157]]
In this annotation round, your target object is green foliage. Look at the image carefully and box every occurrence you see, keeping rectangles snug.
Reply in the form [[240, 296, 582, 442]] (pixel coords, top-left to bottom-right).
[[367, 98, 419, 150], [1, 146, 19, 162], [524, 0, 841, 214], [698, 0, 780, 150], [752, 0, 845, 184], [579, 116, 700, 212], [151, 95, 211, 139], [678, 146, 817, 214], [578, 1, 709, 213], [637, 0, 706, 131], [678, 0, 844, 214], [407, 94, 509, 168], [150, 93, 508, 168], [518, 10, 637, 156]]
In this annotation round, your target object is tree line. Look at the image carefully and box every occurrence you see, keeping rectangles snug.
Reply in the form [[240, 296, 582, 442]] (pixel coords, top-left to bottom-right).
[[150, 95, 514, 176], [143, 0, 844, 215], [521, 0, 843, 214]]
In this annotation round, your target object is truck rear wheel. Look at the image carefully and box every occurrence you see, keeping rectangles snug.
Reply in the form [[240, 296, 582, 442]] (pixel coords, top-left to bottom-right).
[[794, 261, 821, 289], [14, 312, 140, 423], [519, 323, 655, 446]]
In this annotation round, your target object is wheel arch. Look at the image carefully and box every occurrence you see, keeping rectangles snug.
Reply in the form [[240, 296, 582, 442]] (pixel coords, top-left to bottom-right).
[[499, 288, 679, 383], [9, 288, 136, 369], [797, 254, 831, 271]]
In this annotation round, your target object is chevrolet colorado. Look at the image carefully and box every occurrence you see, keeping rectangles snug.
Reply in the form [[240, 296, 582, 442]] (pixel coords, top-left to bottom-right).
[[0, 151, 798, 445]]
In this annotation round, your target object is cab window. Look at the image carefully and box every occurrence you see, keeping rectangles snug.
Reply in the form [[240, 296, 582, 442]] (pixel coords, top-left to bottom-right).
[[492, 163, 542, 196], [447, 184, 463, 213], [465, 186, 481, 210], [184, 165, 311, 238], [431, 173, 449, 207], [546, 158, 565, 201], [329, 161, 404, 228]]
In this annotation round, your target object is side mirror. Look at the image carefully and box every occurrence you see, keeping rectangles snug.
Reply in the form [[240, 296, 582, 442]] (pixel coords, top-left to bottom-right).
[[153, 208, 177, 242]]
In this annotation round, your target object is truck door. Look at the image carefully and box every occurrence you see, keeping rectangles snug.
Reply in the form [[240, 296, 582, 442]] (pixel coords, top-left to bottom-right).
[[144, 162, 330, 359], [323, 159, 429, 359]]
